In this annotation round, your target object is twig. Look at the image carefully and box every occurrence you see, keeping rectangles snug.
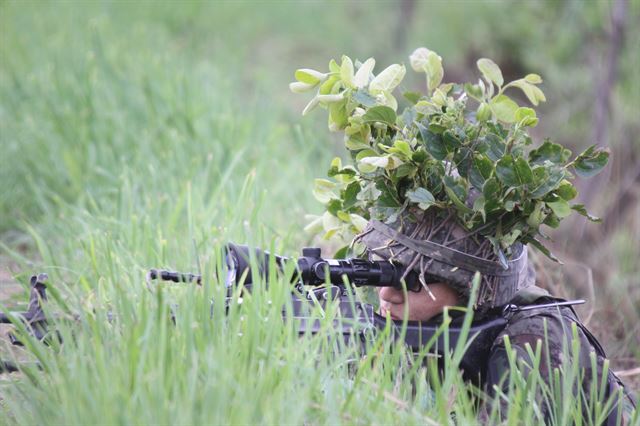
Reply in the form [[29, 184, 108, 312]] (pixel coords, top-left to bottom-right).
[[614, 367, 640, 378], [419, 257, 436, 300], [426, 211, 452, 240], [562, 260, 596, 326], [400, 253, 421, 283]]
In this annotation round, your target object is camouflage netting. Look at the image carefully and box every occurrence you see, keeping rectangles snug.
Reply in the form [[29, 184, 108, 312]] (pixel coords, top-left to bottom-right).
[[355, 208, 535, 311]]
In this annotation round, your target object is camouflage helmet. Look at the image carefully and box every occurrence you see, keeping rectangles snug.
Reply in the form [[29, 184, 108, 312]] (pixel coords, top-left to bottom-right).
[[355, 208, 535, 310]]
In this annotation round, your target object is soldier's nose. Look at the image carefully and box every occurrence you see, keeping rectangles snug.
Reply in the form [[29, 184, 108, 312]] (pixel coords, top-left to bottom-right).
[[379, 287, 405, 304]]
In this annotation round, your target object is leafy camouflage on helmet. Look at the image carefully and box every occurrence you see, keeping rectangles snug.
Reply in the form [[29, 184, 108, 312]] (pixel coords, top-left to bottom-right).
[[487, 289, 636, 424], [355, 208, 535, 309]]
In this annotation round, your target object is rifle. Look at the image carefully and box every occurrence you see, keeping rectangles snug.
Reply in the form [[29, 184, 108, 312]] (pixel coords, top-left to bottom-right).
[[149, 243, 511, 383], [1, 243, 583, 381]]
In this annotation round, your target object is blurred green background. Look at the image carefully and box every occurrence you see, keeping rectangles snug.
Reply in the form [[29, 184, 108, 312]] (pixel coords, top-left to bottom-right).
[[1, 0, 639, 403]]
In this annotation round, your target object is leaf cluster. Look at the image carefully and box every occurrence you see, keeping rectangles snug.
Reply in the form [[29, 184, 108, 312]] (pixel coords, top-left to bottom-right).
[[291, 48, 609, 261]]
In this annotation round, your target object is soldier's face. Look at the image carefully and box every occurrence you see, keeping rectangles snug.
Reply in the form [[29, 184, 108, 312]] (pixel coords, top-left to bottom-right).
[[378, 283, 460, 322]]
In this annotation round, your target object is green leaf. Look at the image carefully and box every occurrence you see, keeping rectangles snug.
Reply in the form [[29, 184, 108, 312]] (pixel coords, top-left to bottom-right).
[[322, 210, 341, 230], [424, 51, 444, 92], [530, 166, 565, 198], [333, 245, 350, 259], [355, 149, 377, 161], [417, 124, 447, 161], [319, 75, 340, 95], [302, 97, 320, 116], [472, 196, 486, 222], [443, 176, 472, 214], [379, 90, 398, 111], [495, 155, 533, 187], [316, 93, 344, 103], [328, 199, 343, 216], [487, 122, 508, 139], [355, 150, 378, 173], [502, 229, 522, 247], [526, 201, 547, 228], [406, 187, 436, 210], [294, 68, 327, 85], [526, 237, 562, 263], [349, 213, 368, 232], [345, 136, 371, 151], [571, 145, 610, 178], [409, 47, 443, 92], [543, 212, 561, 228], [504, 200, 516, 212], [357, 182, 382, 202], [490, 95, 519, 123], [531, 85, 546, 103], [477, 58, 504, 87], [409, 47, 430, 71], [342, 181, 361, 209], [476, 103, 491, 122], [547, 199, 571, 218], [328, 156, 342, 172], [454, 146, 473, 180], [442, 130, 462, 152], [400, 107, 417, 127], [571, 204, 602, 222], [304, 215, 324, 234], [352, 89, 378, 107], [362, 106, 397, 127], [354, 57, 375, 88], [556, 180, 577, 200], [359, 156, 389, 169], [340, 55, 355, 88], [464, 83, 483, 101], [478, 133, 506, 162], [369, 64, 406, 94], [428, 123, 446, 134], [482, 177, 501, 213], [509, 80, 545, 106], [313, 179, 337, 203], [289, 81, 316, 93], [529, 140, 572, 165], [513, 157, 534, 185], [392, 140, 413, 157], [411, 149, 427, 163], [403, 91, 422, 104], [524, 73, 542, 84], [328, 100, 349, 130], [328, 59, 340, 74], [469, 154, 494, 190], [394, 163, 416, 178], [514, 107, 538, 127], [415, 100, 439, 116], [357, 161, 377, 174], [375, 180, 401, 207], [475, 155, 494, 179], [328, 165, 356, 179]]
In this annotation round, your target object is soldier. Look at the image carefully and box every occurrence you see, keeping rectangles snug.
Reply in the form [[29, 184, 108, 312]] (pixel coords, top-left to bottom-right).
[[356, 209, 636, 424]]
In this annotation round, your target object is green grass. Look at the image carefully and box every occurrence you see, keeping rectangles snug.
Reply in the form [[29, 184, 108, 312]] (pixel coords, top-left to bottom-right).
[[1, 1, 638, 424]]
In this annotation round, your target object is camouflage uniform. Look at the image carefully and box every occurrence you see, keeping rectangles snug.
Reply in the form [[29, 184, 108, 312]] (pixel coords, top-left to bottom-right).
[[488, 286, 636, 424], [357, 212, 636, 424]]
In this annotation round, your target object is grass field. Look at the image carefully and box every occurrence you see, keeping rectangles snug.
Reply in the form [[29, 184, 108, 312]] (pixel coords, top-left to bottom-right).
[[1, 1, 638, 424]]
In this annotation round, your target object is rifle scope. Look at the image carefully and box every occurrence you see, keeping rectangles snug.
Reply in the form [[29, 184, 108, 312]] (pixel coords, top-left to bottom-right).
[[223, 243, 422, 291], [149, 243, 423, 291]]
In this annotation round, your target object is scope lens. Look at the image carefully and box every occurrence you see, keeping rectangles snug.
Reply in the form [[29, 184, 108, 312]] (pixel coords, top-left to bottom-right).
[[224, 248, 238, 288]]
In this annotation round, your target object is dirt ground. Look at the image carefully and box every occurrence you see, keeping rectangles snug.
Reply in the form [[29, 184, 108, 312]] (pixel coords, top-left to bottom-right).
[[0, 265, 30, 385], [0, 266, 24, 343]]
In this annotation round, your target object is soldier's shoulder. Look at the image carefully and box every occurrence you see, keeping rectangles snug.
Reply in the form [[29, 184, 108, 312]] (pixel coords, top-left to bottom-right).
[[508, 284, 552, 305]]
